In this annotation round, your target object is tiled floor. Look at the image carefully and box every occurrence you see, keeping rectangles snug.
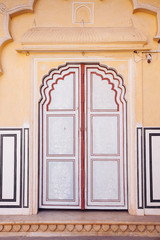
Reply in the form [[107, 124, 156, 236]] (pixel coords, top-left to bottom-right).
[[1, 210, 160, 223]]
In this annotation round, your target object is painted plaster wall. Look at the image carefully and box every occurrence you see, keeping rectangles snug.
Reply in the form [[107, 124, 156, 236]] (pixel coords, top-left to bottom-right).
[[142, 53, 160, 126], [0, 0, 158, 126]]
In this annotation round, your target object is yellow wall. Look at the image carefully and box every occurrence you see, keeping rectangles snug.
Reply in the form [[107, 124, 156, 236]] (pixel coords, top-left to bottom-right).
[[0, 0, 159, 128], [142, 52, 160, 126]]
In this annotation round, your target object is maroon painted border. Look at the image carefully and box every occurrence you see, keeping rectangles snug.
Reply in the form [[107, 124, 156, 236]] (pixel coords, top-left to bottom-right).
[[81, 64, 85, 210], [47, 72, 76, 111], [90, 72, 118, 112]]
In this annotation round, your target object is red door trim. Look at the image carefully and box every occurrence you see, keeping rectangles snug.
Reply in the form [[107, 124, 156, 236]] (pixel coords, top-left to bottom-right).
[[81, 64, 85, 210]]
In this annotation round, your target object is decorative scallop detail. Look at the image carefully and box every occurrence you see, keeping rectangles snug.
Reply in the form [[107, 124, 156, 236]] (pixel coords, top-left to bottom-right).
[[0, 223, 159, 237]]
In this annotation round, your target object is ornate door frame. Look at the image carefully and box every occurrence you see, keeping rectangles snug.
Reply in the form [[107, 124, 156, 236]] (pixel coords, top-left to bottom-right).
[[31, 56, 137, 215], [38, 62, 127, 210]]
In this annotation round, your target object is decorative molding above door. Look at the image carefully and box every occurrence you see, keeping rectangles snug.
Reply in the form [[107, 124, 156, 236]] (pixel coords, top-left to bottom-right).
[[17, 26, 148, 52], [0, 0, 159, 73]]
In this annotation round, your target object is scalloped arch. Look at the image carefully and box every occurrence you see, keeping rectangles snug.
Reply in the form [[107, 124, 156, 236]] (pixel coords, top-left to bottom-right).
[[0, 0, 36, 74], [39, 63, 126, 112], [131, 0, 160, 39]]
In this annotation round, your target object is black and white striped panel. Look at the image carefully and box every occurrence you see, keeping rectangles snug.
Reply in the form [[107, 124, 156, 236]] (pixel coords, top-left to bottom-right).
[[0, 128, 29, 208], [137, 127, 143, 209], [144, 128, 160, 208], [0, 129, 22, 207]]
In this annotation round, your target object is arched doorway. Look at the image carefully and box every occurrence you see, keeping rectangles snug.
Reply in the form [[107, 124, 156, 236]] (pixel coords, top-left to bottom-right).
[[39, 63, 127, 209]]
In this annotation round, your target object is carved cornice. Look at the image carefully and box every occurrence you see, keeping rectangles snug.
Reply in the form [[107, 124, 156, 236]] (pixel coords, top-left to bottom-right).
[[21, 27, 147, 44], [0, 222, 159, 237], [17, 26, 148, 52], [132, 0, 160, 39]]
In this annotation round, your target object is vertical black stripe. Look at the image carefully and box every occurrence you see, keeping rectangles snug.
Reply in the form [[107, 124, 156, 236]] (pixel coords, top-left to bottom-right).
[[144, 128, 147, 208], [14, 135, 17, 201], [23, 128, 29, 208], [149, 134, 153, 202], [27, 129, 29, 208], [137, 128, 140, 208], [19, 129, 22, 208], [0, 135, 3, 200], [141, 128, 144, 209], [137, 127, 143, 209]]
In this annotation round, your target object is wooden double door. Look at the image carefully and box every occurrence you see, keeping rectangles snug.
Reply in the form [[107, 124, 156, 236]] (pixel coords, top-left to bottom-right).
[[39, 63, 127, 209]]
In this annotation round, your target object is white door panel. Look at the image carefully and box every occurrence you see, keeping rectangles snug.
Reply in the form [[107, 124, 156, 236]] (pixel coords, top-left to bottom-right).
[[85, 65, 127, 209], [39, 65, 81, 208]]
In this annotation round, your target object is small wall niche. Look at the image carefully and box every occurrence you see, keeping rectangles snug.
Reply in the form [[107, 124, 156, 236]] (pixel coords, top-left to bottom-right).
[[72, 2, 94, 24]]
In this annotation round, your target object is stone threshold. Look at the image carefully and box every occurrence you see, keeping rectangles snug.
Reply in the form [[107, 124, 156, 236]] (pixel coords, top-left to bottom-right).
[[0, 210, 160, 237]]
